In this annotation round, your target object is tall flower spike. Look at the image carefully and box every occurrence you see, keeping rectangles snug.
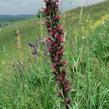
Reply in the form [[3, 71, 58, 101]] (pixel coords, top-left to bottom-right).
[[43, 0, 71, 108]]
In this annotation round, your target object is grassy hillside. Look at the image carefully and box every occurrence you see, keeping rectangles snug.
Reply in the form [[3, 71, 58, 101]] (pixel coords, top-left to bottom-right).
[[0, 0, 109, 62], [0, 0, 109, 109]]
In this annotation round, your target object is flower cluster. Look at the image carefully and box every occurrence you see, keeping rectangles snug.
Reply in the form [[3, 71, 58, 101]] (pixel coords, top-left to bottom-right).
[[43, 0, 71, 108]]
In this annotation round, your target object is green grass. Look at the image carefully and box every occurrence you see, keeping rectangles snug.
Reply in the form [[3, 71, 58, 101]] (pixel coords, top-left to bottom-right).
[[0, 0, 109, 109]]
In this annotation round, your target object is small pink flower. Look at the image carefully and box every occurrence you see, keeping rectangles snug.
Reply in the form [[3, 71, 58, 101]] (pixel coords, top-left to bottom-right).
[[56, 24, 61, 30], [50, 29, 56, 36], [55, 15, 61, 20]]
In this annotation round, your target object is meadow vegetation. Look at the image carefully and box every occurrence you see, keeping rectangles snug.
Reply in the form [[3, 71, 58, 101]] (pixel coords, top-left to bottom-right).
[[0, 1, 109, 109]]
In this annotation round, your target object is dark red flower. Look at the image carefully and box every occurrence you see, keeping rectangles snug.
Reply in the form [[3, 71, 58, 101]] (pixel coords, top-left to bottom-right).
[[56, 73, 66, 81], [63, 80, 71, 92]]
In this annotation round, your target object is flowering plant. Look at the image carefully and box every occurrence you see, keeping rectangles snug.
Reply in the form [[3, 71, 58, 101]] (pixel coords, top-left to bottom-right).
[[43, 0, 71, 108]]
